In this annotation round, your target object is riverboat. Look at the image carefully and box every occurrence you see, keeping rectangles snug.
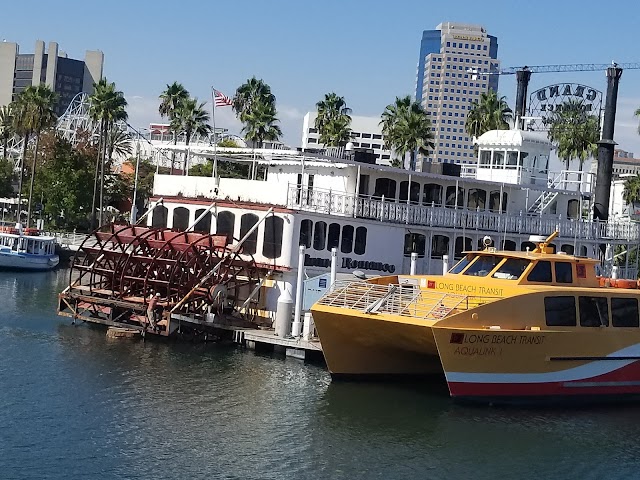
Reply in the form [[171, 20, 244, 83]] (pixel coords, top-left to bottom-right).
[[0, 225, 59, 271], [311, 231, 640, 404]]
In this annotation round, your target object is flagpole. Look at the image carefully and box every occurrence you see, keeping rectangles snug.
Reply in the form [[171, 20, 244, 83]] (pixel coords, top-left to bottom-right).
[[210, 86, 218, 180]]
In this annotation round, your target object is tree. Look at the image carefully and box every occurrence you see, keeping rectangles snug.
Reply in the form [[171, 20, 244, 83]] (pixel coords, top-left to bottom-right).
[[89, 78, 128, 228], [465, 90, 512, 139], [623, 174, 640, 206], [106, 127, 133, 161], [0, 158, 14, 197], [240, 100, 282, 148], [635, 106, 640, 134], [380, 95, 435, 171], [24, 85, 58, 227], [315, 93, 352, 147], [547, 99, 599, 171], [159, 82, 189, 174], [171, 97, 212, 173], [0, 104, 14, 161], [233, 77, 275, 122]]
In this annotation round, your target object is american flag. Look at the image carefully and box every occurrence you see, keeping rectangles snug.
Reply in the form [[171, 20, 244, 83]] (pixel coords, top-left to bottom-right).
[[213, 89, 233, 107]]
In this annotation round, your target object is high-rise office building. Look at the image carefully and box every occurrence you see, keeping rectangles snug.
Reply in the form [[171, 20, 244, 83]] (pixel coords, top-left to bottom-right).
[[0, 40, 103, 116], [415, 22, 499, 165]]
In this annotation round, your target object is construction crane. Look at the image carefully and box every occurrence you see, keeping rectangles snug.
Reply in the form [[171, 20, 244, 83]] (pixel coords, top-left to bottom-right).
[[496, 62, 640, 75]]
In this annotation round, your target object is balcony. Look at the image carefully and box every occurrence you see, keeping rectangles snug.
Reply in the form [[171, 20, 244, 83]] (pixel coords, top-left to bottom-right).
[[287, 186, 640, 243]]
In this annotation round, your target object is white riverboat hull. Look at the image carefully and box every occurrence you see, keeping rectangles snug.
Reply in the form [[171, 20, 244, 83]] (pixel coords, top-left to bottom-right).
[[0, 252, 60, 271]]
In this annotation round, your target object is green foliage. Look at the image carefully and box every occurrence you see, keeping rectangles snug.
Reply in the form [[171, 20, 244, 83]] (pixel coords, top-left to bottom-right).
[[33, 135, 97, 230], [233, 77, 281, 147], [547, 99, 599, 170], [635, 106, 640, 135], [217, 138, 239, 148], [465, 90, 512, 139], [623, 174, 640, 206], [380, 96, 434, 170], [0, 105, 14, 161], [315, 93, 352, 147], [0, 158, 14, 197], [159, 82, 189, 120], [172, 97, 211, 146]]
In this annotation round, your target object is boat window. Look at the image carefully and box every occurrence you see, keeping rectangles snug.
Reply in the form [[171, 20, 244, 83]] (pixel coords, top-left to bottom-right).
[[567, 199, 580, 219], [373, 178, 397, 199], [354, 227, 367, 255], [431, 235, 449, 259], [240, 213, 259, 255], [561, 244, 574, 255], [545, 296, 577, 326], [327, 223, 341, 251], [454, 236, 472, 259], [194, 209, 212, 233], [467, 189, 486, 210], [506, 151, 518, 167], [463, 255, 500, 277], [263, 215, 283, 259], [216, 211, 235, 245], [422, 184, 442, 206], [313, 221, 326, 250], [299, 219, 312, 248], [489, 191, 508, 213], [445, 186, 464, 208], [449, 254, 474, 274], [399, 181, 420, 204], [480, 150, 491, 165], [172, 207, 190, 231], [152, 205, 168, 228], [520, 152, 529, 167], [404, 233, 426, 258], [502, 240, 516, 251], [579, 296, 609, 327], [611, 298, 640, 327], [555, 262, 573, 283], [527, 261, 552, 282], [492, 151, 504, 167], [521, 241, 536, 252], [492, 258, 529, 280], [341, 225, 354, 254]]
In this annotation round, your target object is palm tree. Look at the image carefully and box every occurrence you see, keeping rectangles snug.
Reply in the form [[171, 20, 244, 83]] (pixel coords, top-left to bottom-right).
[[241, 100, 282, 148], [0, 104, 14, 161], [315, 93, 352, 147], [106, 127, 133, 161], [171, 98, 211, 173], [380, 96, 435, 171], [465, 90, 512, 139], [547, 99, 599, 171], [635, 106, 640, 134], [89, 78, 128, 227], [623, 174, 640, 207], [12, 89, 38, 221], [233, 77, 275, 122], [25, 85, 58, 227], [159, 82, 189, 174]]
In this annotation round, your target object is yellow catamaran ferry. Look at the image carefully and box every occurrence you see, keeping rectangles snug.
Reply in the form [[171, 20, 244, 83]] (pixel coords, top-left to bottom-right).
[[312, 232, 640, 404]]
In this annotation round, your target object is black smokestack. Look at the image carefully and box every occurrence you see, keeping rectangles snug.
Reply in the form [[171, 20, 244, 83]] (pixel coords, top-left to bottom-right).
[[593, 66, 623, 221], [514, 68, 532, 130]]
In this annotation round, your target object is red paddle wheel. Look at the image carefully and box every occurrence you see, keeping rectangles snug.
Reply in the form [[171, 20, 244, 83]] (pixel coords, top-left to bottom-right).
[[58, 223, 262, 336]]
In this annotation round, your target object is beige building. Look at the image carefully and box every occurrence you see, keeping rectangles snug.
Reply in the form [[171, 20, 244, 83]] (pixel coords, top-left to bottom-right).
[[0, 40, 103, 116]]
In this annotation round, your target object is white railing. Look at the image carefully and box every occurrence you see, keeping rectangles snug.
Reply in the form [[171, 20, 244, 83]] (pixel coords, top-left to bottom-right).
[[51, 231, 89, 251], [288, 186, 640, 242], [318, 280, 496, 320]]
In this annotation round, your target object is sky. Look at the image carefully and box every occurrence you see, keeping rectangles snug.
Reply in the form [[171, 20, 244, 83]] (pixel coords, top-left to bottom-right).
[[3, 0, 640, 154]]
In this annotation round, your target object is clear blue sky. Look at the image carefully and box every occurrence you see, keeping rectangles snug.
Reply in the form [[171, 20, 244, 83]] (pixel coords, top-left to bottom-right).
[[3, 0, 640, 152]]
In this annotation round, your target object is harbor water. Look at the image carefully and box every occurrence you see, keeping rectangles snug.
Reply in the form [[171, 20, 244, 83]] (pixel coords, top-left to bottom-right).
[[3, 269, 640, 479]]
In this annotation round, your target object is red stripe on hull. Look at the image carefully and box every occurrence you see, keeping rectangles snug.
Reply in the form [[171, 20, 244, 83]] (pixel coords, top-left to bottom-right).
[[449, 359, 640, 399]]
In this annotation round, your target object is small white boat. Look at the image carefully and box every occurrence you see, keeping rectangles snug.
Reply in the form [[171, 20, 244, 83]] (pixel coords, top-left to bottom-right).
[[0, 224, 59, 271]]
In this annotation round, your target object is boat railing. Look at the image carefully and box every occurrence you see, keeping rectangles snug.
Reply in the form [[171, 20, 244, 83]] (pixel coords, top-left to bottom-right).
[[287, 185, 640, 242], [317, 280, 497, 321]]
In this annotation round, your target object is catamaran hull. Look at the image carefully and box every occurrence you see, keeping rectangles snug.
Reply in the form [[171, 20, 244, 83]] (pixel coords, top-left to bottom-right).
[[312, 307, 443, 377], [0, 253, 59, 271], [433, 327, 640, 404]]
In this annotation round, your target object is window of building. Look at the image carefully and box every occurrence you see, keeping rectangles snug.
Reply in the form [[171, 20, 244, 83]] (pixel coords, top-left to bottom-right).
[[454, 236, 472, 259], [489, 191, 507, 213], [555, 262, 573, 283], [372, 134, 382, 139], [313, 221, 326, 250], [299, 219, 312, 248], [263, 215, 284, 259], [399, 181, 420, 204], [308, 128, 317, 134], [308, 138, 317, 144], [545, 296, 577, 326], [341, 225, 354, 254], [361, 133, 371, 139], [431, 235, 449, 259], [216, 211, 235, 244], [611, 298, 640, 327], [527, 261, 552, 282], [240, 213, 259, 255], [445, 185, 465, 208], [354, 227, 367, 255], [579, 296, 609, 327], [404, 233, 426, 258], [327, 223, 340, 251], [502, 240, 516, 251]]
